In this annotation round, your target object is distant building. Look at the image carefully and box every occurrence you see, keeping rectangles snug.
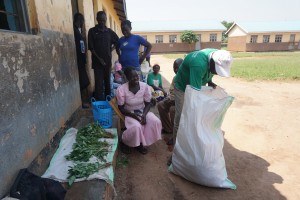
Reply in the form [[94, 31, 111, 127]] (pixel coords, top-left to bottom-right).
[[132, 20, 226, 53], [226, 21, 300, 52]]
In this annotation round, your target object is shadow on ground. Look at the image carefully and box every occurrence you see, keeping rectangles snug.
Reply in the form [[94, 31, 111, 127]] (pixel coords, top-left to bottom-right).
[[114, 136, 285, 200]]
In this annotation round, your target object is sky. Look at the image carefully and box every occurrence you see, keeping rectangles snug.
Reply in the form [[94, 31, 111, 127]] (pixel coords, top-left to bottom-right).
[[125, 0, 300, 23]]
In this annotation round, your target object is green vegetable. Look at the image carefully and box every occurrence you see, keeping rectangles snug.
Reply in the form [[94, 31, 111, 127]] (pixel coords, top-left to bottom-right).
[[65, 123, 115, 185]]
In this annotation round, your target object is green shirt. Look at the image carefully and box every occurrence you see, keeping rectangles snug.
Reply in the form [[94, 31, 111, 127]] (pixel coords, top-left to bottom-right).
[[147, 72, 162, 88], [175, 48, 217, 92]]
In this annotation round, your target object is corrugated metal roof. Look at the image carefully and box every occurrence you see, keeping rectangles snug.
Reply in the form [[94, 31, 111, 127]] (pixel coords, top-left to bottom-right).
[[234, 21, 300, 33], [131, 20, 226, 32]]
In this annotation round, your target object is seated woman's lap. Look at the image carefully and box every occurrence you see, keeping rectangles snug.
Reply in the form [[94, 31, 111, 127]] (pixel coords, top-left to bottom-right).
[[122, 112, 162, 147]]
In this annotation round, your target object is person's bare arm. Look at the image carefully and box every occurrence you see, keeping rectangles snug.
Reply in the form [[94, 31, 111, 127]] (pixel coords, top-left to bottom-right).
[[140, 101, 152, 125], [91, 50, 106, 65], [139, 41, 152, 64], [118, 105, 141, 122]]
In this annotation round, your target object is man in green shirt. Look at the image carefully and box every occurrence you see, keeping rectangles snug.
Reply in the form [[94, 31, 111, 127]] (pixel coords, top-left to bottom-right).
[[173, 48, 233, 144]]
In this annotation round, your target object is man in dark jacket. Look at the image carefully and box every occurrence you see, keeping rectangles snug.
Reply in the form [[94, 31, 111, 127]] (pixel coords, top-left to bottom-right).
[[73, 13, 90, 108], [88, 11, 120, 100]]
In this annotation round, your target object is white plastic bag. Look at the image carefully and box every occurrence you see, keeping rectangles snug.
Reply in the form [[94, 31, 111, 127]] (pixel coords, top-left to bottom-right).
[[169, 85, 236, 189]]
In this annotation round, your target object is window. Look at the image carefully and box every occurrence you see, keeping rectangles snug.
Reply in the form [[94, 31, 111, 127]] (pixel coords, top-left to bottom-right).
[[141, 35, 147, 40], [275, 35, 282, 43], [250, 35, 258, 43], [198, 34, 201, 42], [290, 34, 295, 42], [155, 35, 163, 43], [263, 35, 270, 43], [169, 35, 177, 43], [209, 34, 217, 42], [0, 0, 29, 32]]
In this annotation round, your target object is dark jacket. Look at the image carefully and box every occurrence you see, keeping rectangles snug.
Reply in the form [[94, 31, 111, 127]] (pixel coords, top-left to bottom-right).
[[88, 25, 119, 69]]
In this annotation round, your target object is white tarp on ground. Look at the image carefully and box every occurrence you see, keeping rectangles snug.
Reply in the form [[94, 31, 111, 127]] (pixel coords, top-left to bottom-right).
[[169, 85, 236, 189], [42, 128, 118, 186]]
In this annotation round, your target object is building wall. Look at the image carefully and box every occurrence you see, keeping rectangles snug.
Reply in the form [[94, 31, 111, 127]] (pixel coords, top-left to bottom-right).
[[134, 30, 223, 53], [0, 0, 80, 196], [227, 26, 300, 52], [227, 36, 247, 52], [244, 32, 300, 51], [245, 32, 300, 43], [152, 43, 195, 53], [245, 42, 296, 52]]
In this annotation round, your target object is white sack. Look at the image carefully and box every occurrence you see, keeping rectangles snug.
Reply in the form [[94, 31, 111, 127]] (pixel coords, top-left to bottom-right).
[[169, 85, 236, 189]]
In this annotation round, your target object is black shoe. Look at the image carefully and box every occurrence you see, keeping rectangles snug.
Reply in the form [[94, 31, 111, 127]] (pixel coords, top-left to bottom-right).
[[135, 144, 148, 155], [120, 142, 132, 154]]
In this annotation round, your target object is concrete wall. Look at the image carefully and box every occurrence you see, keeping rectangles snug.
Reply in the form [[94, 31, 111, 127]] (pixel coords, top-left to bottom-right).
[[0, 0, 80, 196], [245, 42, 298, 52]]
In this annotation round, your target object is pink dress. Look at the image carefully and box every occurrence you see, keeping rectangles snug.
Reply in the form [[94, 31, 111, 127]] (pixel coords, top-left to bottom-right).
[[116, 82, 162, 147]]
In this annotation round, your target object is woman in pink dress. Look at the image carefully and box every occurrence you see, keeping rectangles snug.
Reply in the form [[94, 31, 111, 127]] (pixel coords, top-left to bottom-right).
[[117, 67, 162, 154]]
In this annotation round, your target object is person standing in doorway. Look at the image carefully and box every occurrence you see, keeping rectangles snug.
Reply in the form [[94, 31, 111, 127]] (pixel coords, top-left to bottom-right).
[[73, 13, 90, 108], [88, 11, 120, 100]]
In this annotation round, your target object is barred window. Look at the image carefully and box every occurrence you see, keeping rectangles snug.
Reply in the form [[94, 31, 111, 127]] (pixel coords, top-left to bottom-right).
[[263, 35, 270, 43], [209, 34, 217, 42], [155, 35, 163, 43], [169, 35, 177, 43], [275, 35, 282, 43], [0, 0, 29, 32], [250, 35, 258, 43]]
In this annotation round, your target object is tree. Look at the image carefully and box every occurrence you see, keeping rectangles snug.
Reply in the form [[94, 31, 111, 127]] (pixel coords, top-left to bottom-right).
[[180, 30, 199, 44], [221, 21, 234, 43]]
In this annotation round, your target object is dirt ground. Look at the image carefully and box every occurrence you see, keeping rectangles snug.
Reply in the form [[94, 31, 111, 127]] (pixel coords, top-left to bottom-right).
[[113, 54, 300, 200]]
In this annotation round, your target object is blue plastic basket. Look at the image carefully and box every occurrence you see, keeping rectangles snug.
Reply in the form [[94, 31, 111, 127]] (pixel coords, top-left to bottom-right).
[[91, 97, 112, 128]]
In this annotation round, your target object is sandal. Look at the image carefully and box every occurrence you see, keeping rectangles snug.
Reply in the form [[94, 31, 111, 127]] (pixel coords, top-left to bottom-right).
[[120, 142, 132, 154], [135, 144, 148, 155]]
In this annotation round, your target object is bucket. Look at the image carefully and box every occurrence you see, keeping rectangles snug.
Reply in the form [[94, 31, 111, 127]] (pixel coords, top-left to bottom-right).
[[91, 97, 112, 128]]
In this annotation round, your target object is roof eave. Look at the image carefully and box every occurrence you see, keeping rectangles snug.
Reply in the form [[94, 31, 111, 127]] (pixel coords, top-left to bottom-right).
[[113, 0, 127, 21]]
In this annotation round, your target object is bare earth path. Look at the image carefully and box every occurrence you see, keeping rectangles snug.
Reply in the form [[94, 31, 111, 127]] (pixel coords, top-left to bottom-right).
[[114, 54, 300, 200]]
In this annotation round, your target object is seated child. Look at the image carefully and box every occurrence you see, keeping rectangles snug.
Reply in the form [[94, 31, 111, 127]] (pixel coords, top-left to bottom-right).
[[114, 62, 125, 84], [111, 62, 125, 97], [147, 64, 167, 102]]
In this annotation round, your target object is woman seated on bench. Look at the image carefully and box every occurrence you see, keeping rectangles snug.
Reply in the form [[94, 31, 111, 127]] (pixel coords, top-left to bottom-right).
[[116, 67, 162, 154]]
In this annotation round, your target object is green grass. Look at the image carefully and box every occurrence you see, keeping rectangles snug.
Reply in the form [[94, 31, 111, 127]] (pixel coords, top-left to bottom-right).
[[162, 52, 300, 81]]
